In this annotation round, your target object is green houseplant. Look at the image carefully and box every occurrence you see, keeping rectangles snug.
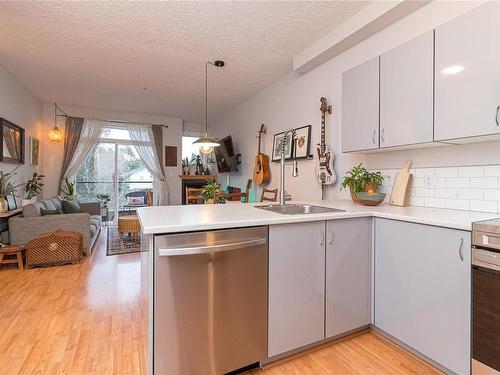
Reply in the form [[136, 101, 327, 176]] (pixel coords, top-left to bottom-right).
[[61, 177, 77, 201], [340, 163, 384, 202], [201, 180, 224, 204], [23, 172, 44, 206], [0, 168, 22, 212], [181, 156, 196, 175]]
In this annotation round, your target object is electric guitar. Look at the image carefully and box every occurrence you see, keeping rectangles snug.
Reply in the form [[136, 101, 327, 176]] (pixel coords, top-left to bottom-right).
[[252, 124, 270, 185], [315, 97, 336, 185]]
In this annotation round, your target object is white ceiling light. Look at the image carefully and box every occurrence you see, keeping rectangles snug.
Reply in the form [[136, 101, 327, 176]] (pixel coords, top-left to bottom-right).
[[193, 60, 224, 155]]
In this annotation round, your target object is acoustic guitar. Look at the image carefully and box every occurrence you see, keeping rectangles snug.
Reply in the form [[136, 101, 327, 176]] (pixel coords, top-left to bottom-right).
[[315, 97, 336, 186], [252, 124, 270, 185]]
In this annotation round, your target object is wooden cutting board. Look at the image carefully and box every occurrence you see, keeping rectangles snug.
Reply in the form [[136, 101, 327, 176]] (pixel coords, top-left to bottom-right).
[[390, 160, 413, 206]]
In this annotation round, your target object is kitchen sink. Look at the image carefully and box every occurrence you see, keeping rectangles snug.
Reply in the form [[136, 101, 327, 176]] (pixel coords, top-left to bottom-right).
[[256, 204, 345, 215]]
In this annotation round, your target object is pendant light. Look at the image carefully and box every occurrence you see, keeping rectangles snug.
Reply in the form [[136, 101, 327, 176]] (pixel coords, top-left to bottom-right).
[[193, 59, 224, 154], [48, 103, 64, 143]]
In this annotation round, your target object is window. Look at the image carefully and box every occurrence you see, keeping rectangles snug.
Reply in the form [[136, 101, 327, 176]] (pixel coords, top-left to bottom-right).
[[182, 136, 200, 160]]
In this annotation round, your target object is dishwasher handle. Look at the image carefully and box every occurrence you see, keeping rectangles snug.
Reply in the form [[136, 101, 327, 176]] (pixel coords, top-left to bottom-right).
[[159, 237, 267, 256]]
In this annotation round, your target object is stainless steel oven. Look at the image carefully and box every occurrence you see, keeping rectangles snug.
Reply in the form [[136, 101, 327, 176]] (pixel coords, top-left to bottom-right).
[[472, 219, 500, 375]]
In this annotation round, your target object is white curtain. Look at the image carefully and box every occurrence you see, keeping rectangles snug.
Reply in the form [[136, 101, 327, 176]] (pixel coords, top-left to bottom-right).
[[64, 119, 106, 180], [128, 124, 169, 206]]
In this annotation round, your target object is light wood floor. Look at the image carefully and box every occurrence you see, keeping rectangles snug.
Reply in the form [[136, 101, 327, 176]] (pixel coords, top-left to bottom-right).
[[0, 228, 443, 375]]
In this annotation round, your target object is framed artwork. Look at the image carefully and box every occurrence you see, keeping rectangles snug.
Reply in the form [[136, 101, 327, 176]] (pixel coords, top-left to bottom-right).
[[272, 131, 293, 161], [293, 125, 311, 159], [30, 137, 39, 166], [165, 146, 177, 167], [6, 194, 17, 211]]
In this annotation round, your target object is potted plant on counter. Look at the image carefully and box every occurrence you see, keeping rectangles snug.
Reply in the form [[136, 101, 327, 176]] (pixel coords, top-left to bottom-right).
[[340, 163, 384, 202], [61, 177, 77, 201], [23, 172, 44, 206], [201, 180, 224, 204]]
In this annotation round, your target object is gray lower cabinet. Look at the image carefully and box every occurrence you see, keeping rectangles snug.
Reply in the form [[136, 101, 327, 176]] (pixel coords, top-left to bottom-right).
[[268, 221, 326, 357], [326, 218, 371, 338], [375, 219, 471, 375]]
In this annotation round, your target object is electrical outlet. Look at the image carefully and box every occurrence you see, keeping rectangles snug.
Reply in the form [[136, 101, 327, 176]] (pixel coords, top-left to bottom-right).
[[424, 177, 437, 189]]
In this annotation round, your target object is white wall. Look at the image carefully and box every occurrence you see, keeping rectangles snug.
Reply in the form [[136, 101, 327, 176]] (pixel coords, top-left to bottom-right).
[[0, 64, 43, 203], [212, 1, 496, 202], [41, 103, 184, 204]]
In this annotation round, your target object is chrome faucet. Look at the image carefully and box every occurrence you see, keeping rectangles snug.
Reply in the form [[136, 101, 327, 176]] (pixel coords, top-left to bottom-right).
[[279, 129, 299, 206]]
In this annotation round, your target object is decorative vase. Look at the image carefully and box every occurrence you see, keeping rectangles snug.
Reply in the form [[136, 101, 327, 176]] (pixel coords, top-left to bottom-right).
[[22, 197, 37, 207], [0, 198, 8, 213], [65, 194, 78, 201], [182, 167, 190, 175], [205, 198, 214, 204]]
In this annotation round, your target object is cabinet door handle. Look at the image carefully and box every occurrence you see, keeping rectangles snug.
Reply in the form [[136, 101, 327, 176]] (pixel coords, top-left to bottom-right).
[[458, 238, 464, 262], [372, 130, 376, 144], [320, 226, 324, 246], [496, 105, 499, 127], [381, 128, 385, 143], [328, 226, 334, 245]]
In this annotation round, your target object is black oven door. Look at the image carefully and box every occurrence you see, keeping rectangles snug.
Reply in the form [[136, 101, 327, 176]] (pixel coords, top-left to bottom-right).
[[473, 264, 500, 372]]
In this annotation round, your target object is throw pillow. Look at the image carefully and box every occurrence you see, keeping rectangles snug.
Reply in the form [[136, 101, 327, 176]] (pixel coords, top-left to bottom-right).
[[61, 200, 82, 214], [40, 208, 62, 216], [126, 196, 145, 205]]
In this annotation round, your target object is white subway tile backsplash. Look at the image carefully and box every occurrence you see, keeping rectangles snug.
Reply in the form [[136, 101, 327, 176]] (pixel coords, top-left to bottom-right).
[[373, 164, 500, 213], [457, 189, 483, 200], [424, 197, 446, 208], [445, 199, 470, 210], [415, 168, 435, 177], [470, 177, 498, 189], [485, 166, 500, 176], [484, 189, 500, 201], [435, 167, 458, 177], [458, 166, 484, 177], [435, 188, 458, 199], [445, 178, 470, 188], [470, 200, 498, 213], [415, 188, 435, 197]]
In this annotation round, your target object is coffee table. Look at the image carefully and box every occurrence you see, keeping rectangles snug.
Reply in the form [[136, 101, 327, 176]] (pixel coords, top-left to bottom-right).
[[118, 215, 141, 240]]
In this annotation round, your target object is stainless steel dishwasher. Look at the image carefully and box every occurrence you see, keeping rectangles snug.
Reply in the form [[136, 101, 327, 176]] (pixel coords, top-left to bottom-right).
[[153, 226, 268, 375]]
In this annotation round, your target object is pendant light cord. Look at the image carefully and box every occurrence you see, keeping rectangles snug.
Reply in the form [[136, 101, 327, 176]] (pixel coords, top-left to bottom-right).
[[205, 60, 208, 135]]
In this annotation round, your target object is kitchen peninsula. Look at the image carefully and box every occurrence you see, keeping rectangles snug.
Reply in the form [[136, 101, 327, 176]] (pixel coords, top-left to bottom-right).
[[138, 201, 497, 375]]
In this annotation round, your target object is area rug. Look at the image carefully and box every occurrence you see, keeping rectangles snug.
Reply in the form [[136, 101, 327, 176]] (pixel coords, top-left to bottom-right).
[[106, 226, 141, 256]]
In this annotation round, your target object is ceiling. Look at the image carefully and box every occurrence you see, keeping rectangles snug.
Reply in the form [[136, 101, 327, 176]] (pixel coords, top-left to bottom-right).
[[0, 1, 370, 123]]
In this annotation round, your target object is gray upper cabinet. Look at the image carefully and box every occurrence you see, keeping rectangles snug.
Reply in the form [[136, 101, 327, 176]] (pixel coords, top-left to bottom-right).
[[325, 218, 371, 338], [380, 31, 434, 148], [375, 219, 470, 375], [268, 222, 325, 358], [342, 57, 379, 152], [435, 2, 500, 141]]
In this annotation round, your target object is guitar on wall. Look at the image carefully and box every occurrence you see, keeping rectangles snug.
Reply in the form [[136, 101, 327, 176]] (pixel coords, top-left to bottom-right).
[[315, 97, 336, 185], [253, 124, 270, 185]]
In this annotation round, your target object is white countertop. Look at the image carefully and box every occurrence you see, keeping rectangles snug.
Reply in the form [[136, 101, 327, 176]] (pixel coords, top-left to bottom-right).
[[137, 199, 499, 235]]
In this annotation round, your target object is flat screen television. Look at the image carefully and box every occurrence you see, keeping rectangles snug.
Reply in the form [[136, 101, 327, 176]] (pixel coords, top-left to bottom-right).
[[214, 135, 238, 173]]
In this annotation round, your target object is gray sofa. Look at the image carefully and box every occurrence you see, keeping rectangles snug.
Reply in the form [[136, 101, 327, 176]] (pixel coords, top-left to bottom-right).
[[9, 196, 101, 254]]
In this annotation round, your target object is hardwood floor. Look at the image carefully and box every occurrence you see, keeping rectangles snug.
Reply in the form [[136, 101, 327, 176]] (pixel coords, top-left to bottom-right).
[[0, 228, 442, 375]]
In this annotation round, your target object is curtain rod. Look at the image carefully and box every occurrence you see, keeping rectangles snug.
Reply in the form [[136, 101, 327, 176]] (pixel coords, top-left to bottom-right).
[[54, 104, 168, 128]]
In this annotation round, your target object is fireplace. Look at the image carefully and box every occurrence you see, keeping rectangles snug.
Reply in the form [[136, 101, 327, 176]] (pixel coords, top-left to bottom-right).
[[179, 175, 215, 205]]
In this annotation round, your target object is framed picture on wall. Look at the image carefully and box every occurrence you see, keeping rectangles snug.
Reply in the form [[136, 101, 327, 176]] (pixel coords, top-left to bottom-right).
[[30, 137, 39, 166], [293, 125, 311, 159], [271, 131, 293, 161]]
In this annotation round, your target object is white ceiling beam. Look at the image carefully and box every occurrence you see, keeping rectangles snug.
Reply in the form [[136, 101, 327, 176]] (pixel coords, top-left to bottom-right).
[[293, 0, 429, 73]]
